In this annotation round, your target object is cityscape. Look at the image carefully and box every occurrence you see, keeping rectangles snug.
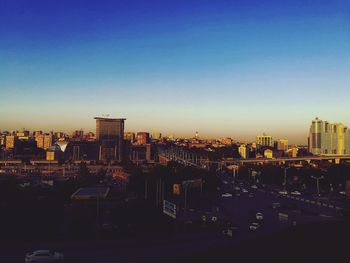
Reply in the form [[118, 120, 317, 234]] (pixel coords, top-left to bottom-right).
[[1, 1, 350, 263]]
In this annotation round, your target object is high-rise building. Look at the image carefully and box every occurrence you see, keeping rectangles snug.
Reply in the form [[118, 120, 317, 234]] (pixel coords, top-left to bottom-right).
[[257, 134, 273, 147], [5, 135, 15, 149], [277, 139, 289, 151], [238, 144, 248, 159], [308, 117, 350, 155], [136, 132, 150, 145], [72, 129, 84, 139], [95, 117, 126, 161], [36, 133, 53, 150]]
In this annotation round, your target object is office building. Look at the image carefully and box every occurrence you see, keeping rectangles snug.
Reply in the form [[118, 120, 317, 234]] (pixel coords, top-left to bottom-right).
[[136, 132, 150, 145], [124, 132, 135, 142], [257, 134, 273, 147], [95, 117, 126, 161], [308, 117, 350, 155], [5, 135, 15, 149], [277, 139, 289, 151], [238, 144, 248, 159], [36, 133, 53, 150]]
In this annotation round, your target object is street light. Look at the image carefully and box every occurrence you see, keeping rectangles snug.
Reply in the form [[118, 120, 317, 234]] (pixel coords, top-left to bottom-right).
[[311, 175, 324, 197], [283, 167, 291, 191]]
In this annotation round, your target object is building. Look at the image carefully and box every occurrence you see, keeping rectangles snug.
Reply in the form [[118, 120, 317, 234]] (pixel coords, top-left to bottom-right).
[[5, 135, 15, 149], [151, 132, 162, 140], [95, 117, 126, 161], [136, 132, 150, 145], [308, 117, 350, 155], [257, 134, 273, 147], [264, 149, 273, 159], [238, 144, 248, 159], [124, 132, 135, 142], [72, 129, 84, 139], [277, 139, 289, 151], [36, 133, 53, 150]]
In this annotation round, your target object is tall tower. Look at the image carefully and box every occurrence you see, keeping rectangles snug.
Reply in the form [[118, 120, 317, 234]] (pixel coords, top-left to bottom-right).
[[94, 117, 126, 161]]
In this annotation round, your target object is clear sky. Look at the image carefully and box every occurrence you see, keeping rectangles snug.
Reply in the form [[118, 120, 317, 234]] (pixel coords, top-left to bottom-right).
[[1, 0, 350, 144]]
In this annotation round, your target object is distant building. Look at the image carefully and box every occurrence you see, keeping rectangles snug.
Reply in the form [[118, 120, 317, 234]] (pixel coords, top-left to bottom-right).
[[264, 149, 273, 159], [277, 139, 289, 151], [221, 137, 233, 145], [136, 132, 150, 145], [151, 132, 162, 140], [5, 135, 15, 149], [308, 117, 350, 155], [95, 117, 126, 161], [124, 132, 135, 142], [257, 134, 273, 147], [291, 145, 298, 158], [72, 129, 84, 139], [238, 144, 248, 159], [36, 133, 53, 150], [33, 131, 43, 138]]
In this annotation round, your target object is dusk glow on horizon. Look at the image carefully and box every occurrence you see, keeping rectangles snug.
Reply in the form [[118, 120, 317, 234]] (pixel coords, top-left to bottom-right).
[[1, 0, 350, 144]]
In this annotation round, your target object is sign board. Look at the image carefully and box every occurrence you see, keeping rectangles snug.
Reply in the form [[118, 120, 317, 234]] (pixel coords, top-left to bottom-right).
[[163, 200, 176, 219]]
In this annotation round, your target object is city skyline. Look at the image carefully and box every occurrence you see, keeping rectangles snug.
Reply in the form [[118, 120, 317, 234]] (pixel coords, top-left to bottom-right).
[[1, 1, 350, 144]]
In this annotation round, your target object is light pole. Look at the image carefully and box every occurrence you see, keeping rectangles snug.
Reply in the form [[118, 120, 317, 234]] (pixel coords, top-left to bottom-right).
[[311, 176, 324, 197], [283, 167, 290, 191]]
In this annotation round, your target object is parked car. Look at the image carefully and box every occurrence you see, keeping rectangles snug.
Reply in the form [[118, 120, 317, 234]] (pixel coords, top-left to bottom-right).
[[256, 212, 264, 220], [25, 250, 64, 262], [222, 193, 232, 198], [339, 191, 346, 195], [251, 185, 258, 189], [242, 188, 248, 193], [249, 222, 260, 231], [234, 186, 241, 191], [279, 190, 288, 195], [291, 191, 301, 195]]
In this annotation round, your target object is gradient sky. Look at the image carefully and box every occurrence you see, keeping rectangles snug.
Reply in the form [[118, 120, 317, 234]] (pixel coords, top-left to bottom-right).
[[1, 0, 350, 144]]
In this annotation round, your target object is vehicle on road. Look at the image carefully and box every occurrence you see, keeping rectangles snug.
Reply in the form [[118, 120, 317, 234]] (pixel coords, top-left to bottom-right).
[[221, 193, 232, 198], [222, 226, 239, 237], [251, 185, 258, 189], [272, 202, 281, 209], [223, 180, 228, 184], [279, 190, 288, 195], [291, 191, 302, 195], [234, 186, 240, 191], [242, 188, 248, 193], [25, 250, 64, 262], [249, 222, 260, 231], [339, 191, 346, 195], [256, 212, 264, 220]]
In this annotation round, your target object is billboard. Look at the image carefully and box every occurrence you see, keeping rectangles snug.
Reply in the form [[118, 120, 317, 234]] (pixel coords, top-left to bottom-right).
[[173, 184, 181, 195], [163, 200, 176, 219]]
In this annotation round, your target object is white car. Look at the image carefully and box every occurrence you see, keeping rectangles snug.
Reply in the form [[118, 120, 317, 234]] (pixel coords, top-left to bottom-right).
[[291, 191, 301, 195], [279, 190, 288, 195], [234, 187, 240, 191], [242, 189, 248, 193], [249, 222, 260, 231], [223, 180, 228, 184], [221, 193, 232, 198], [339, 191, 346, 195], [256, 212, 264, 220], [25, 250, 64, 262], [251, 185, 258, 189]]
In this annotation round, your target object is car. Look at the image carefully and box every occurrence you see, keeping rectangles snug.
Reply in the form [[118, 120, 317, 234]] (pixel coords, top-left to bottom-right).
[[251, 185, 258, 189], [242, 188, 248, 193], [256, 212, 264, 220], [25, 250, 64, 262], [279, 190, 288, 195], [223, 180, 228, 184], [221, 193, 232, 198], [339, 191, 346, 195], [291, 191, 301, 195], [272, 202, 281, 209], [222, 226, 239, 237], [249, 222, 260, 231], [234, 186, 240, 191]]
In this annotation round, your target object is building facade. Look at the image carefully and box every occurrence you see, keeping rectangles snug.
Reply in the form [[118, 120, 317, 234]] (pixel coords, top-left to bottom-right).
[[95, 117, 126, 161], [308, 117, 350, 155], [257, 134, 273, 147]]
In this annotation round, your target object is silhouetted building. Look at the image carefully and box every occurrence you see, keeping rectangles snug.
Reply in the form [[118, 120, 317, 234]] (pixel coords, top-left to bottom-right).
[[95, 117, 126, 161], [136, 132, 150, 145]]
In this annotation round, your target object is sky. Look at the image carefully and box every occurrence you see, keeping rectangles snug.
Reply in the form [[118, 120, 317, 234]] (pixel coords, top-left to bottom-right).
[[1, 0, 350, 144]]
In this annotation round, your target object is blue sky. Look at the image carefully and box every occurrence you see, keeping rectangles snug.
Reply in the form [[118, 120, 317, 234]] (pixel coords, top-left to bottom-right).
[[1, 0, 350, 144]]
